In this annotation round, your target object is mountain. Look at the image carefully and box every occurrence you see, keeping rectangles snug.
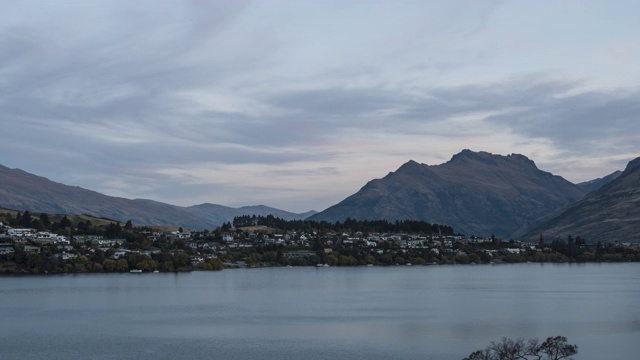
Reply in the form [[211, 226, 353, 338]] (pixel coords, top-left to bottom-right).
[[517, 157, 640, 243], [309, 150, 586, 238], [577, 170, 622, 192], [0, 165, 312, 230]]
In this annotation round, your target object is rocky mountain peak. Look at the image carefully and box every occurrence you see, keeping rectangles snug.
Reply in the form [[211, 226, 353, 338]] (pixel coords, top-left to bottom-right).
[[506, 153, 537, 167], [446, 150, 536, 169], [448, 149, 492, 162], [311, 150, 585, 237], [625, 157, 640, 172], [396, 160, 424, 173]]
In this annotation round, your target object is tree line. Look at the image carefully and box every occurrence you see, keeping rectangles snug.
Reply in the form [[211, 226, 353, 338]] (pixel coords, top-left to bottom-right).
[[231, 215, 455, 235]]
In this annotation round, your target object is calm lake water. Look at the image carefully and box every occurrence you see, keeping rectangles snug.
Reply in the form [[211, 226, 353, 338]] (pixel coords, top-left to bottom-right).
[[1, 263, 639, 360]]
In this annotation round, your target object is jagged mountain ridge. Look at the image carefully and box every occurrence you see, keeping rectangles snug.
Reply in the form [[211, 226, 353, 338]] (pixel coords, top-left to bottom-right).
[[517, 157, 640, 242], [0, 165, 312, 230], [309, 150, 586, 238]]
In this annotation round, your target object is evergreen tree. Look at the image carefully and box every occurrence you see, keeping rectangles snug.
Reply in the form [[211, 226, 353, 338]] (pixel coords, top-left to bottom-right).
[[60, 215, 72, 228], [20, 211, 33, 227], [39, 213, 51, 229]]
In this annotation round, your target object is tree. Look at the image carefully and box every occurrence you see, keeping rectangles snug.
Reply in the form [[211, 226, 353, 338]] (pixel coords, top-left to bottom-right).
[[536, 336, 579, 360], [463, 336, 577, 360], [105, 222, 123, 238], [60, 215, 72, 228], [40, 213, 51, 228], [30, 219, 45, 231], [102, 259, 116, 272], [115, 259, 129, 272], [20, 211, 33, 227]]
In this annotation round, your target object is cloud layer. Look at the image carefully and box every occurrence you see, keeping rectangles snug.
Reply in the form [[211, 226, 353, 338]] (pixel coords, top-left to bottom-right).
[[1, 0, 639, 212]]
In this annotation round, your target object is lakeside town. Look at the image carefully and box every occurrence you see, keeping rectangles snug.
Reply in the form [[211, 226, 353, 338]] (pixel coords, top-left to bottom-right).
[[1, 211, 639, 274]]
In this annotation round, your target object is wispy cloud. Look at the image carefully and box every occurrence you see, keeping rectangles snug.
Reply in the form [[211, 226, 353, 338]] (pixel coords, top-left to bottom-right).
[[1, 0, 639, 212]]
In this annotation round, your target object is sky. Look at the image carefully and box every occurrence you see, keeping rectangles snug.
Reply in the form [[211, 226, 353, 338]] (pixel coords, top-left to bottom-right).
[[1, 0, 639, 213]]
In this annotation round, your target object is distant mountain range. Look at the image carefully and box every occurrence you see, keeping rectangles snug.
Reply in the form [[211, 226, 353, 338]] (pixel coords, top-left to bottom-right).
[[516, 157, 640, 242], [0, 165, 315, 230], [2, 150, 636, 242], [577, 170, 623, 192], [310, 150, 624, 239]]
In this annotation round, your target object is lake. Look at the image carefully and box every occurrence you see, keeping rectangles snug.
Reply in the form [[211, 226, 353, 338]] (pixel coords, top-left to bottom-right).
[[1, 263, 639, 359]]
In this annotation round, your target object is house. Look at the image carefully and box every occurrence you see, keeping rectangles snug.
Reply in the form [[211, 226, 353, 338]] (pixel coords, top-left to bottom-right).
[[202, 243, 217, 251], [171, 231, 191, 239], [23, 246, 40, 253], [0, 236, 13, 246], [407, 238, 425, 248], [297, 235, 309, 246], [7, 228, 34, 237], [92, 238, 124, 247], [0, 246, 14, 255], [75, 235, 101, 243], [190, 256, 204, 266], [32, 232, 57, 245], [61, 252, 77, 260], [187, 241, 200, 249], [111, 250, 130, 259]]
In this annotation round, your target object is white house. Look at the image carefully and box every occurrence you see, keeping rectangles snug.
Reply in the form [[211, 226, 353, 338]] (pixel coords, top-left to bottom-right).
[[8, 228, 34, 237], [171, 231, 191, 239]]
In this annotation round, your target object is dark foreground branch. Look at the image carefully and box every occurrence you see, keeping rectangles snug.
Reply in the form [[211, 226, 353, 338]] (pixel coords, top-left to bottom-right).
[[463, 336, 578, 360]]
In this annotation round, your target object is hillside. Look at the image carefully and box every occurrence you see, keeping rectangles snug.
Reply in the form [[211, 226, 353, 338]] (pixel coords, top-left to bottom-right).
[[517, 157, 640, 242], [309, 150, 586, 238], [577, 170, 622, 193], [0, 165, 312, 230]]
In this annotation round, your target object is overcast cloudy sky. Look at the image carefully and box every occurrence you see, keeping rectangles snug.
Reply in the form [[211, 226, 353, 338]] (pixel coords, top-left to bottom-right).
[[2, 0, 639, 212]]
